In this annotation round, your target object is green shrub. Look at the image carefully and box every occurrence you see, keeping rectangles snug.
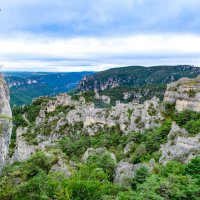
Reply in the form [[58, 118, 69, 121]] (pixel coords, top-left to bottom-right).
[[188, 89, 196, 98], [134, 166, 150, 184], [184, 119, 200, 135]]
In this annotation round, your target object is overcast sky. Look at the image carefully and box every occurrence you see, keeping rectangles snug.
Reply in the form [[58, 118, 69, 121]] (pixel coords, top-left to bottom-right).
[[1, 0, 200, 71]]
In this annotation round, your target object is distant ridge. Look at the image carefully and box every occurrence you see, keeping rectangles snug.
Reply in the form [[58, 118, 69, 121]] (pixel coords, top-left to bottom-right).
[[78, 65, 200, 105]]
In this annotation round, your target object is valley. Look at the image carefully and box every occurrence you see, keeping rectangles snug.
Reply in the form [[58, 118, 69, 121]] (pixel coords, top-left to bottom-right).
[[3, 71, 94, 106], [0, 65, 199, 199]]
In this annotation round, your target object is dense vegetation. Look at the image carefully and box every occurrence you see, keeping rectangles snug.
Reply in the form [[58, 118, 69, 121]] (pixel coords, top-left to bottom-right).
[[9, 97, 50, 156], [3, 96, 199, 199], [0, 151, 199, 199]]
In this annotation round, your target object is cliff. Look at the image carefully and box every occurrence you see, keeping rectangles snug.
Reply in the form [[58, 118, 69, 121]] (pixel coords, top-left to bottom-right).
[[0, 74, 12, 169], [164, 75, 200, 112], [78, 65, 200, 105]]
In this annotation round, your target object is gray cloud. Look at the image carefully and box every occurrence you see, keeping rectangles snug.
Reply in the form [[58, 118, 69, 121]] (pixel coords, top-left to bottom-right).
[[1, 0, 200, 38]]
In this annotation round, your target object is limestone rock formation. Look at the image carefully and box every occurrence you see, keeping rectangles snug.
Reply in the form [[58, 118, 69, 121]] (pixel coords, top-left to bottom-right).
[[124, 142, 134, 155], [114, 161, 145, 187], [95, 92, 110, 104], [0, 74, 12, 169], [159, 122, 200, 164], [164, 75, 200, 112], [11, 127, 36, 162], [32, 93, 163, 141]]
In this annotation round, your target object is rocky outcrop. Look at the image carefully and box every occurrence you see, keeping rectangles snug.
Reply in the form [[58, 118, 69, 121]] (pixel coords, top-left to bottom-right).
[[0, 74, 12, 169], [50, 157, 71, 177], [79, 76, 120, 92], [128, 97, 163, 132], [82, 147, 116, 163], [78, 65, 200, 93], [124, 142, 134, 155], [164, 76, 200, 112], [95, 92, 110, 104], [114, 161, 146, 187], [159, 122, 200, 164], [33, 93, 164, 140], [11, 127, 36, 162]]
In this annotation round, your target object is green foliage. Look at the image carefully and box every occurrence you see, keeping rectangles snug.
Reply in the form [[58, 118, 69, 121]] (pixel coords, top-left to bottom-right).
[[59, 134, 90, 161], [131, 174, 199, 200], [163, 106, 200, 135], [0, 124, 3, 136], [59, 125, 127, 162], [184, 119, 200, 135], [159, 161, 186, 177], [134, 166, 150, 184], [1, 147, 200, 200], [147, 103, 157, 116], [80, 65, 200, 105], [47, 105, 75, 117], [173, 110, 200, 126], [188, 89, 196, 98], [119, 159, 200, 200], [185, 157, 200, 182], [5, 71, 93, 106], [87, 152, 117, 181], [129, 120, 172, 163], [127, 109, 134, 119], [163, 102, 176, 118]]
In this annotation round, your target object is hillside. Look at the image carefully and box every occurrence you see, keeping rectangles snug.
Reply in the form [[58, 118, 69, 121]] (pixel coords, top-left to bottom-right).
[[78, 65, 200, 105], [0, 75, 199, 199], [3, 72, 94, 106]]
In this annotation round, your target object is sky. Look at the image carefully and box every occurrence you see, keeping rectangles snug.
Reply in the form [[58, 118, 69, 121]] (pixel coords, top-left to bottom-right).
[[1, 0, 200, 71]]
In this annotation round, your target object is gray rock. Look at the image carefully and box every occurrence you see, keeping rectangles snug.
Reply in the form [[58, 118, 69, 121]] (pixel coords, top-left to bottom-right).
[[160, 123, 200, 164], [124, 142, 134, 155], [164, 75, 200, 112], [114, 161, 145, 187], [0, 74, 12, 169], [12, 127, 36, 162], [50, 157, 71, 177]]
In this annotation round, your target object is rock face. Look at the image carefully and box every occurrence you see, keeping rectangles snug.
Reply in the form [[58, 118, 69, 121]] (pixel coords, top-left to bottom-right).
[[78, 65, 200, 92], [159, 122, 200, 164], [114, 161, 145, 187], [11, 92, 164, 162], [95, 92, 110, 104], [34, 94, 163, 138], [0, 74, 12, 169], [12, 127, 36, 162], [164, 75, 200, 112]]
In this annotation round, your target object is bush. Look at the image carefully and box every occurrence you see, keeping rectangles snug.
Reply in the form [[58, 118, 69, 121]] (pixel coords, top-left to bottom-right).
[[87, 152, 117, 181], [184, 119, 200, 135], [134, 166, 150, 184], [185, 157, 200, 181]]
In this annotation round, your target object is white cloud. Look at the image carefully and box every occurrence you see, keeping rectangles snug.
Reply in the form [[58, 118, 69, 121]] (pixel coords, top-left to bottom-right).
[[1, 34, 200, 71]]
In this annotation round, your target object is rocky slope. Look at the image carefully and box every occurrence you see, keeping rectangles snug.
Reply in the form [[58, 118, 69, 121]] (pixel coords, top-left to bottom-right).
[[159, 122, 200, 164], [7, 76, 199, 176], [164, 75, 200, 112], [10, 94, 163, 162], [78, 65, 200, 104], [0, 74, 12, 170], [1, 74, 200, 199], [0, 74, 199, 188]]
